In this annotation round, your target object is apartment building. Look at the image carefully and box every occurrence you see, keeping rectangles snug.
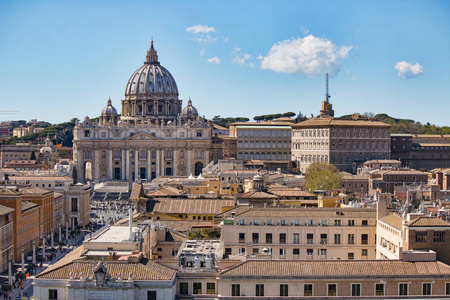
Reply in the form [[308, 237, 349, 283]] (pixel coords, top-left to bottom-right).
[[377, 200, 450, 265], [368, 168, 428, 195], [0, 188, 40, 260], [0, 204, 14, 272], [220, 207, 377, 260]]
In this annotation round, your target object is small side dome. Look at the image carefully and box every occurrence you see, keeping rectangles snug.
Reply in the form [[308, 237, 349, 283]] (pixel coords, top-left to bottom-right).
[[40, 135, 56, 155], [101, 98, 118, 116], [180, 98, 198, 121]]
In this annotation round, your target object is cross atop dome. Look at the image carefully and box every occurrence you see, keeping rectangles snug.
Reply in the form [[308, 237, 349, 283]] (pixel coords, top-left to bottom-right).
[[145, 40, 159, 64]]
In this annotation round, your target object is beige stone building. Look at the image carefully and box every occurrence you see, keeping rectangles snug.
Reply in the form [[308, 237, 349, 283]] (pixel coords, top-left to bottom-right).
[[226, 120, 293, 172], [377, 199, 450, 265], [220, 207, 377, 260], [291, 117, 391, 174], [73, 42, 214, 183]]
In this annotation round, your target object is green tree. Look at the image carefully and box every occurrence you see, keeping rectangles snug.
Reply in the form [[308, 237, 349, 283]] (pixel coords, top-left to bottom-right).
[[305, 162, 342, 192]]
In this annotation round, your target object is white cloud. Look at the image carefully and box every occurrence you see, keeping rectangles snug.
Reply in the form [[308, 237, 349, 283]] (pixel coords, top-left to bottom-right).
[[259, 35, 352, 76], [207, 57, 221, 64], [232, 47, 252, 66], [186, 24, 218, 45], [394, 61, 423, 79], [186, 24, 215, 34], [199, 49, 205, 57], [300, 26, 309, 35]]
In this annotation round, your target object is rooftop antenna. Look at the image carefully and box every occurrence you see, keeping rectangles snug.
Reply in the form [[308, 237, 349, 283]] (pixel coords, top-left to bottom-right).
[[325, 73, 330, 103]]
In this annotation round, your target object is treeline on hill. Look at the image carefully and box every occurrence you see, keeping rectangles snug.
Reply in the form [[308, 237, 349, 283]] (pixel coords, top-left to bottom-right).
[[3, 119, 77, 147], [340, 113, 450, 134], [211, 111, 309, 128]]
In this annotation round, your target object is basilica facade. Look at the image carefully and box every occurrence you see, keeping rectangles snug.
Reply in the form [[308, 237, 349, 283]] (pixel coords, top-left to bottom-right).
[[73, 42, 213, 183]]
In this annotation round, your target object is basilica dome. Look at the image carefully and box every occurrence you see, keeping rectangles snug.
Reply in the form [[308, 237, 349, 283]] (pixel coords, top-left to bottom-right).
[[125, 42, 178, 97], [121, 41, 182, 123]]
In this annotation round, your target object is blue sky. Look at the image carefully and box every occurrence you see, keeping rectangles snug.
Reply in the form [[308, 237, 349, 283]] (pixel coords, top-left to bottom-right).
[[0, 0, 449, 126]]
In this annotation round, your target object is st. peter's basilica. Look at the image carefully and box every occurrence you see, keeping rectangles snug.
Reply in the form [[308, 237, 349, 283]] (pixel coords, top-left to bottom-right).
[[73, 42, 215, 183]]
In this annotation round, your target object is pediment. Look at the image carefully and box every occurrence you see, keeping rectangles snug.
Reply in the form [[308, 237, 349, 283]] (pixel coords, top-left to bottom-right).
[[126, 132, 160, 141]]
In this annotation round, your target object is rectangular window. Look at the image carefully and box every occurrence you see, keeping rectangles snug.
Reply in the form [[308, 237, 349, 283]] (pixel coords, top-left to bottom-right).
[[180, 282, 188, 295], [399, 283, 408, 296], [415, 231, 427, 243], [348, 234, 355, 245], [348, 252, 354, 260], [304, 284, 313, 296], [422, 283, 431, 295], [266, 233, 272, 243], [256, 284, 265, 296], [193, 282, 202, 294], [252, 248, 259, 254], [375, 283, 384, 296], [147, 291, 156, 300], [307, 233, 314, 244], [239, 233, 245, 243], [361, 249, 368, 257], [361, 234, 368, 244], [232, 284, 240, 296], [307, 249, 313, 256], [252, 232, 259, 243], [49, 289, 58, 300], [320, 249, 327, 256], [279, 233, 286, 243], [279, 248, 286, 256], [351, 284, 361, 296], [293, 233, 300, 244], [293, 248, 300, 255], [434, 231, 445, 242], [446, 282, 450, 295], [334, 234, 341, 244], [207, 283, 215, 295], [328, 284, 337, 296], [334, 219, 341, 226], [320, 233, 328, 244], [348, 220, 355, 226], [362, 220, 368, 226], [280, 284, 289, 296]]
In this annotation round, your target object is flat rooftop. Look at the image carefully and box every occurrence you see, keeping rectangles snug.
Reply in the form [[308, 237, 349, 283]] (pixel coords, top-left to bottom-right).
[[90, 225, 138, 243]]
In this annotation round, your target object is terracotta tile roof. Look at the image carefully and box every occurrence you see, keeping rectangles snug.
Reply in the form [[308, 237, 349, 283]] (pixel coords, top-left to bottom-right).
[[0, 204, 14, 215], [379, 214, 403, 230], [0, 188, 19, 195], [21, 187, 52, 195], [219, 260, 450, 277], [146, 186, 182, 197], [148, 198, 235, 215], [268, 188, 315, 198], [215, 206, 251, 218], [406, 217, 450, 227], [362, 159, 401, 165], [239, 191, 278, 199], [234, 207, 375, 218], [371, 169, 428, 175], [37, 260, 176, 281], [291, 118, 391, 129], [21, 201, 39, 211], [130, 183, 145, 200], [159, 220, 213, 232]]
